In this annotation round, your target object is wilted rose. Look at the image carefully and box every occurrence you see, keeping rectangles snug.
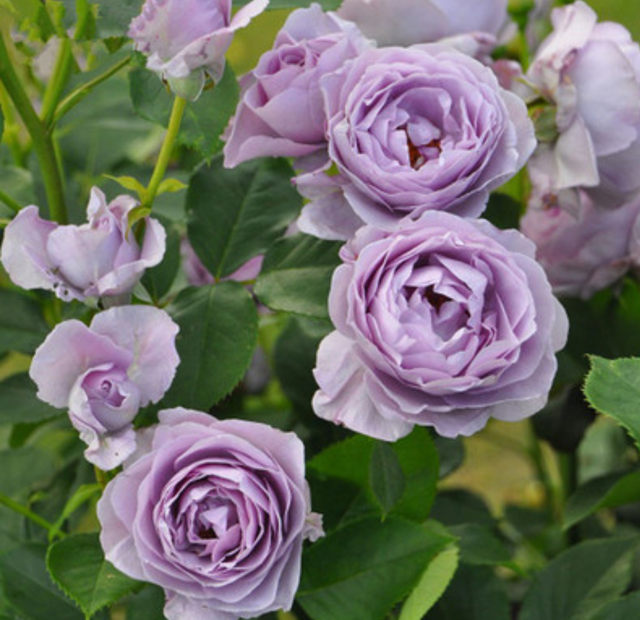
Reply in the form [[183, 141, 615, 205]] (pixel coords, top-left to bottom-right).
[[313, 213, 568, 439], [526, 1, 640, 210], [30, 306, 179, 469], [224, 4, 371, 166], [129, 0, 269, 100], [1, 187, 165, 303], [298, 45, 535, 240], [98, 408, 323, 620]]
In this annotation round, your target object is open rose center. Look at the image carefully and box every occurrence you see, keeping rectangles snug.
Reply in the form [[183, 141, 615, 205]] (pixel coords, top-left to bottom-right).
[[402, 126, 442, 170]]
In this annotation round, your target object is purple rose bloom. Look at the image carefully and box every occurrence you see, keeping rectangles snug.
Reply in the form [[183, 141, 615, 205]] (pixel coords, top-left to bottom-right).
[[521, 192, 640, 299], [298, 45, 535, 240], [98, 408, 323, 620], [30, 306, 179, 469], [129, 0, 269, 100], [1, 187, 165, 303], [313, 213, 568, 440], [337, 0, 512, 48], [223, 4, 371, 167], [526, 1, 640, 210]]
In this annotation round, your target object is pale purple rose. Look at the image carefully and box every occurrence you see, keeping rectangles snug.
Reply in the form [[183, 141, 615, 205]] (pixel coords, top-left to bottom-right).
[[526, 1, 640, 210], [313, 212, 568, 440], [129, 0, 269, 100], [298, 45, 536, 240], [223, 4, 371, 166], [98, 408, 323, 620], [1, 187, 165, 303], [180, 238, 263, 286], [521, 192, 640, 299], [337, 0, 512, 49], [30, 306, 179, 469]]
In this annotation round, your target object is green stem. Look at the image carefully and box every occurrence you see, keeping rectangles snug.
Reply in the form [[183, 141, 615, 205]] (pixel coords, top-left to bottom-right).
[[0, 34, 67, 223], [143, 95, 187, 209], [527, 420, 557, 519], [94, 466, 108, 490], [0, 189, 21, 213], [52, 55, 131, 126], [0, 493, 63, 538], [40, 37, 74, 127]]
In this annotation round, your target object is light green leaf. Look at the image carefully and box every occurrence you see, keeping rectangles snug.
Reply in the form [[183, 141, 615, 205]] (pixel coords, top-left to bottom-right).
[[584, 356, 640, 450], [399, 544, 459, 620], [297, 517, 452, 620], [47, 533, 140, 618], [103, 174, 147, 200], [564, 470, 640, 529], [519, 537, 639, 620], [157, 178, 187, 195], [255, 234, 342, 319], [164, 283, 259, 410]]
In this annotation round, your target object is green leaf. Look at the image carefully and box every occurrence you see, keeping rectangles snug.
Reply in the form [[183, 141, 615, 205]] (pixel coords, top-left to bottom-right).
[[428, 564, 510, 620], [399, 544, 459, 620], [126, 585, 166, 620], [584, 356, 640, 450], [48, 484, 101, 542], [0, 374, 60, 425], [47, 533, 140, 618], [483, 192, 521, 230], [141, 214, 181, 301], [157, 178, 187, 195], [255, 234, 342, 319], [369, 441, 405, 517], [519, 537, 639, 620], [186, 156, 300, 279], [564, 470, 640, 529], [164, 283, 259, 410], [102, 174, 147, 200], [0, 447, 56, 498], [0, 167, 36, 215], [0, 290, 49, 355], [236, 0, 340, 7], [297, 517, 452, 620], [308, 435, 373, 488], [273, 317, 332, 414], [448, 524, 513, 567], [590, 593, 640, 620], [0, 543, 83, 620]]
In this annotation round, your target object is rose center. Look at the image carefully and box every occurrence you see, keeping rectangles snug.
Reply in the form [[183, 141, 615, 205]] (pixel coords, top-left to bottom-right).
[[402, 127, 442, 170]]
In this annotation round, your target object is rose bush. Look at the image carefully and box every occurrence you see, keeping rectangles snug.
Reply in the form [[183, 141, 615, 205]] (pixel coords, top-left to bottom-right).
[[313, 212, 568, 440], [297, 44, 535, 239], [30, 306, 180, 469], [1, 187, 165, 303], [223, 4, 371, 166], [129, 0, 269, 100], [98, 408, 322, 620]]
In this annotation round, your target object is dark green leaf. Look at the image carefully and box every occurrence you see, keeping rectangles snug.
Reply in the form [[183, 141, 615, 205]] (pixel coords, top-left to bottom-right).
[[484, 192, 521, 230], [433, 436, 465, 478], [0, 290, 49, 355], [369, 442, 405, 516], [255, 234, 342, 319], [0, 543, 83, 620], [590, 593, 640, 620], [187, 156, 300, 279], [399, 544, 459, 620], [165, 283, 259, 410], [141, 215, 181, 301], [297, 517, 452, 620], [47, 533, 140, 618], [564, 470, 640, 529], [273, 317, 332, 414], [448, 524, 513, 567], [0, 374, 60, 425], [519, 537, 639, 620], [430, 490, 494, 528], [584, 356, 640, 450], [308, 434, 373, 488], [0, 447, 56, 498], [126, 585, 166, 620], [429, 564, 510, 620]]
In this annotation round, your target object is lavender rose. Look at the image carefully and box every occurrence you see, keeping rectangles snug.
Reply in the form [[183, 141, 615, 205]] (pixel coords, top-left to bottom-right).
[[337, 0, 512, 49], [521, 192, 640, 299], [313, 212, 568, 440], [129, 0, 269, 100], [1, 187, 165, 303], [298, 45, 535, 240], [224, 4, 371, 167], [30, 306, 179, 469], [98, 408, 323, 620], [526, 1, 640, 211]]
